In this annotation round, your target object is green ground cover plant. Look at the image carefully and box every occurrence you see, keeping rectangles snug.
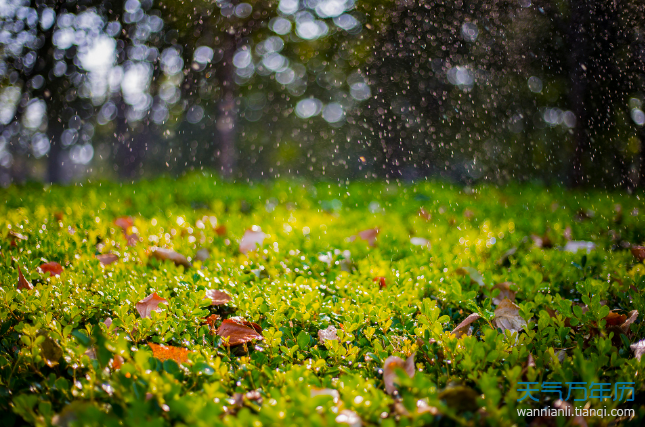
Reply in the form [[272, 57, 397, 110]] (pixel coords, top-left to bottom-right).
[[1, 174, 645, 426]]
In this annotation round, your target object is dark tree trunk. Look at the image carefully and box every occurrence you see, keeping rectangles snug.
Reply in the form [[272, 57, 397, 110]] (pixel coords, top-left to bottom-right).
[[47, 117, 64, 183], [217, 36, 237, 179], [567, 0, 590, 187]]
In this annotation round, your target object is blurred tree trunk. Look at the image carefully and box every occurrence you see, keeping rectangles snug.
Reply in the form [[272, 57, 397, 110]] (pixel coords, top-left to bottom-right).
[[567, 0, 590, 187], [217, 38, 237, 179], [47, 115, 64, 183]]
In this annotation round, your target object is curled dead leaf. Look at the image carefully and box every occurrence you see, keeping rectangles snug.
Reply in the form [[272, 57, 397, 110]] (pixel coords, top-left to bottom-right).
[[493, 298, 527, 334], [39, 261, 63, 277], [204, 289, 231, 306], [451, 313, 480, 338], [136, 292, 168, 319], [16, 264, 33, 291], [148, 342, 189, 364], [492, 282, 516, 305], [621, 310, 638, 334], [203, 314, 220, 334], [318, 325, 338, 344], [151, 247, 191, 268], [96, 253, 119, 266], [383, 353, 415, 395], [239, 228, 266, 254], [216, 318, 264, 346]]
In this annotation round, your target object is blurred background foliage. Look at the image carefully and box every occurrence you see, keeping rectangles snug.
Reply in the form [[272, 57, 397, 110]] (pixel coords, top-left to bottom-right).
[[0, 0, 644, 187]]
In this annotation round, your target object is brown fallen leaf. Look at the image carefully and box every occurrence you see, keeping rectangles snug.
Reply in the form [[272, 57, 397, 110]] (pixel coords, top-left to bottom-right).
[[136, 292, 169, 319], [204, 289, 231, 306], [148, 343, 189, 364], [631, 246, 645, 262], [239, 228, 266, 254], [96, 253, 119, 266], [203, 314, 220, 334], [112, 354, 124, 370], [151, 247, 191, 268], [621, 310, 638, 334], [125, 233, 139, 247], [318, 325, 339, 344], [8, 230, 28, 247], [38, 261, 63, 277], [631, 339, 645, 361], [383, 353, 415, 395], [492, 282, 516, 305], [17, 264, 33, 291], [604, 311, 627, 327], [451, 313, 481, 338], [493, 298, 527, 334], [418, 208, 432, 221], [195, 248, 210, 262], [216, 318, 264, 346], [215, 224, 227, 236], [351, 228, 379, 246]]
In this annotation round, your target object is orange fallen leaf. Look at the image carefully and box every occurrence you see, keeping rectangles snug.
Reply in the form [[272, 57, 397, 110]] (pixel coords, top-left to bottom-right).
[[97, 253, 119, 266], [151, 247, 191, 268], [373, 277, 387, 289], [203, 314, 220, 333], [217, 318, 264, 346], [38, 261, 63, 277], [112, 354, 124, 370], [383, 353, 415, 395], [148, 343, 189, 364], [631, 246, 645, 262], [17, 264, 33, 291], [451, 313, 480, 338], [205, 289, 231, 305], [239, 228, 266, 254], [215, 225, 227, 236], [136, 292, 168, 319], [604, 311, 627, 327]]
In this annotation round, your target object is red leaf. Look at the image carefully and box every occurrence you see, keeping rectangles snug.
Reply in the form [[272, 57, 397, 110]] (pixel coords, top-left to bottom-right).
[[215, 225, 227, 236], [39, 262, 63, 277], [205, 289, 231, 305], [148, 343, 189, 364], [239, 228, 266, 254], [373, 277, 387, 289], [17, 264, 33, 291], [115, 217, 134, 231], [151, 247, 191, 268], [217, 318, 264, 346], [136, 292, 168, 319]]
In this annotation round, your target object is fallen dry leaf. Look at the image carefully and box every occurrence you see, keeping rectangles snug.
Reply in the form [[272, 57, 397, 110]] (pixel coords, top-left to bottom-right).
[[151, 247, 191, 268], [451, 313, 480, 338], [351, 228, 379, 246], [492, 282, 516, 305], [631, 339, 645, 361], [383, 353, 415, 395], [418, 208, 432, 221], [148, 343, 189, 364], [17, 264, 33, 291], [493, 298, 527, 334], [114, 217, 134, 231], [203, 314, 220, 333], [604, 311, 627, 327], [621, 310, 638, 334], [318, 325, 339, 344], [39, 261, 63, 277], [216, 318, 264, 346], [215, 224, 227, 236], [631, 246, 645, 262], [204, 289, 231, 305], [136, 292, 168, 319], [195, 248, 210, 262], [96, 253, 119, 266], [125, 233, 139, 247], [239, 228, 266, 254]]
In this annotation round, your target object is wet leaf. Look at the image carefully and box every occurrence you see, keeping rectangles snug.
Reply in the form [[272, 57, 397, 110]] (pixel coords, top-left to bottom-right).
[[451, 313, 480, 338], [151, 247, 191, 268], [493, 299, 527, 334], [96, 253, 119, 266], [317, 325, 338, 344], [204, 289, 231, 305], [239, 228, 266, 254], [148, 343, 189, 364], [216, 318, 264, 346], [382, 353, 415, 395], [40, 334, 63, 367], [136, 292, 168, 319], [16, 264, 33, 291], [38, 261, 63, 277], [492, 282, 516, 305]]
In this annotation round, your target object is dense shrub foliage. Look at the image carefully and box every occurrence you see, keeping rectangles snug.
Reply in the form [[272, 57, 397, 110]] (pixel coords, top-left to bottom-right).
[[1, 175, 645, 426]]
